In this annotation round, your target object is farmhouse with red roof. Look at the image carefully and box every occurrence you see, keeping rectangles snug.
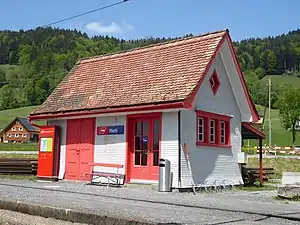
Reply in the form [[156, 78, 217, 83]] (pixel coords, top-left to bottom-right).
[[29, 29, 265, 188]]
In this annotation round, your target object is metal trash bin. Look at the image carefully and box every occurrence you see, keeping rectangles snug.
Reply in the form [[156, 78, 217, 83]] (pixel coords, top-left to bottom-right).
[[158, 158, 171, 192]]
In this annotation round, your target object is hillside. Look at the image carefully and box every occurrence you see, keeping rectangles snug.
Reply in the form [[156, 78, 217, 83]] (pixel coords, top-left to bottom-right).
[[262, 75, 300, 89], [0, 106, 41, 130], [254, 105, 300, 147], [0, 27, 300, 112]]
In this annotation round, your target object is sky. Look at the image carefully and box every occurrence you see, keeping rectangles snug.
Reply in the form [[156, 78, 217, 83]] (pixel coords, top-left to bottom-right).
[[0, 0, 299, 41]]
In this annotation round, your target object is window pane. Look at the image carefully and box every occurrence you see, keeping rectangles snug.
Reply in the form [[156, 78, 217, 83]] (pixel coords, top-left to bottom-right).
[[135, 136, 141, 150], [209, 120, 215, 143], [136, 122, 142, 135], [142, 136, 148, 150], [153, 151, 159, 166], [198, 118, 203, 126], [153, 120, 159, 151], [221, 136, 225, 144], [141, 151, 148, 166], [142, 122, 148, 136], [134, 152, 141, 165], [198, 134, 203, 142]]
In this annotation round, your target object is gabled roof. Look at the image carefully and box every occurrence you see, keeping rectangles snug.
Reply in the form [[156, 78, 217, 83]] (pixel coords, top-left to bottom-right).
[[17, 117, 40, 132], [0, 117, 39, 135], [29, 29, 259, 122], [242, 122, 265, 139]]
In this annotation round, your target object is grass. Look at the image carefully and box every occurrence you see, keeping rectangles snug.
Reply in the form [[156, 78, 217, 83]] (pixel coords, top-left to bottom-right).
[[262, 75, 300, 89], [0, 154, 37, 159], [0, 105, 44, 130], [0, 64, 20, 73], [248, 75, 300, 147], [244, 104, 300, 147], [247, 157, 300, 179], [238, 184, 277, 191], [0, 174, 36, 181], [0, 143, 38, 151]]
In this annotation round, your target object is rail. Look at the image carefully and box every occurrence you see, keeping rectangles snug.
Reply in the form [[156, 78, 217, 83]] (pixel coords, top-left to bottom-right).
[[0, 158, 37, 175]]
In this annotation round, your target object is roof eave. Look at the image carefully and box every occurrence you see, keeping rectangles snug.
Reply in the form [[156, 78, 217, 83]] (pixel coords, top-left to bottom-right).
[[28, 101, 187, 121]]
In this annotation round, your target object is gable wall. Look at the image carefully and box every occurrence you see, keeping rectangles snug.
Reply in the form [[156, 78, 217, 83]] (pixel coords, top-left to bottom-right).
[[180, 47, 243, 188], [2, 120, 31, 143]]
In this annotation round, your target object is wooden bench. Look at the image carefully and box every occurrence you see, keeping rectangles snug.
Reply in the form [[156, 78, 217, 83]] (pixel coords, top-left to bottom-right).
[[83, 163, 125, 186], [242, 167, 275, 186]]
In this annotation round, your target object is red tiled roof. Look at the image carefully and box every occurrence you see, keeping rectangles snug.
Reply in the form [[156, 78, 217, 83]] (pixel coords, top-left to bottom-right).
[[31, 30, 228, 116]]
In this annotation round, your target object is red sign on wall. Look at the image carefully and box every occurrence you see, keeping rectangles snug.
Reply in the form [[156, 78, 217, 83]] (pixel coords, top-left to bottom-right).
[[97, 126, 109, 135], [97, 126, 124, 135]]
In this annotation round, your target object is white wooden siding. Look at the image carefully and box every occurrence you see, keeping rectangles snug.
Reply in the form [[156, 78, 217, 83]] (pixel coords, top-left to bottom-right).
[[47, 120, 67, 179], [93, 116, 126, 181], [161, 112, 179, 188], [180, 49, 243, 188]]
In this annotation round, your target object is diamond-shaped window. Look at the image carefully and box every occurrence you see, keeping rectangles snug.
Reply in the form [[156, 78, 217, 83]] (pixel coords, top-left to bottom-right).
[[209, 70, 220, 95]]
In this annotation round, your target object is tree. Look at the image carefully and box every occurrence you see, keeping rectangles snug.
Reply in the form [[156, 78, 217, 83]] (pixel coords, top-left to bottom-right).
[[0, 69, 6, 82], [278, 88, 300, 145]]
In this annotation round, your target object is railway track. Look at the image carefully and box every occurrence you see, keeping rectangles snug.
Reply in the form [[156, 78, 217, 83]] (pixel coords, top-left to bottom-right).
[[0, 158, 37, 175]]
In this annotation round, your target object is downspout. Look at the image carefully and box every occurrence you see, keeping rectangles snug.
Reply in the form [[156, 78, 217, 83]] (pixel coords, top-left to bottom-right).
[[178, 110, 181, 188], [27, 117, 42, 128]]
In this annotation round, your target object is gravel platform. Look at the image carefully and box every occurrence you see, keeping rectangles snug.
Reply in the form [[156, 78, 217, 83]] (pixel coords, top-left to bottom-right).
[[0, 180, 299, 224]]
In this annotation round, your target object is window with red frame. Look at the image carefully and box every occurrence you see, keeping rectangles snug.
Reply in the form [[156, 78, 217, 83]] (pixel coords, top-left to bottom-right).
[[196, 110, 231, 147]]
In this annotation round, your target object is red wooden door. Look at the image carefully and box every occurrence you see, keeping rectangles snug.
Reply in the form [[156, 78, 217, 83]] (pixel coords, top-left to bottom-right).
[[65, 119, 80, 180], [65, 118, 95, 181], [79, 118, 95, 181], [128, 114, 161, 181]]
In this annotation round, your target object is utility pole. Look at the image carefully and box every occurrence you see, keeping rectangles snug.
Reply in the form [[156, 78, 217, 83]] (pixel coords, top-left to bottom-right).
[[268, 76, 272, 148]]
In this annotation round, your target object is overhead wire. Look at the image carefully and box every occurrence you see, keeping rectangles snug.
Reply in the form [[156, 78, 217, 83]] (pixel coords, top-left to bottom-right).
[[41, 0, 130, 27]]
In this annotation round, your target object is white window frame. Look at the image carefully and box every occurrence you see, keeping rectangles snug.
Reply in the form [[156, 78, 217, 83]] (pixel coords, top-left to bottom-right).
[[22, 133, 27, 138], [19, 127, 23, 131], [209, 119, 215, 143], [197, 117, 204, 142], [12, 127, 16, 131], [8, 133, 11, 137], [15, 133, 19, 138], [220, 121, 226, 144]]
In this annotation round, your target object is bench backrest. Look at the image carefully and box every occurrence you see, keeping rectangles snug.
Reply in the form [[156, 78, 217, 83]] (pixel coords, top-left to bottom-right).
[[89, 163, 124, 169]]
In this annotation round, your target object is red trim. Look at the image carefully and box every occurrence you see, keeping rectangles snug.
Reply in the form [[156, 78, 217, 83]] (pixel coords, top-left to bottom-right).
[[125, 115, 130, 183], [242, 122, 266, 139], [29, 102, 184, 121], [125, 112, 162, 182], [183, 34, 227, 107], [209, 70, 220, 95], [183, 31, 259, 123], [196, 110, 231, 148], [225, 33, 259, 122], [27, 117, 41, 128], [196, 142, 232, 148], [88, 162, 124, 169]]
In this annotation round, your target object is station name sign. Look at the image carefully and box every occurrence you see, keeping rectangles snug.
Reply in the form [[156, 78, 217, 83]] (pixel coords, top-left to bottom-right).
[[97, 125, 124, 135]]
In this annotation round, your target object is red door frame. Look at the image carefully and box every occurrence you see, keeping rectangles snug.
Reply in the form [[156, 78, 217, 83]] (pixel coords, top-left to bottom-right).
[[65, 118, 95, 181], [125, 112, 162, 183]]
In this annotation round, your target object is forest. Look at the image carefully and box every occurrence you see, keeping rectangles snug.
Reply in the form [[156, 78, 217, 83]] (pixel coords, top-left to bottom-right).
[[0, 27, 300, 111]]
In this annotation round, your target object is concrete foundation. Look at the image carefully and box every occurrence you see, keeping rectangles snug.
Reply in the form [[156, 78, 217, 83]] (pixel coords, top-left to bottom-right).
[[0, 199, 153, 225], [278, 172, 300, 198]]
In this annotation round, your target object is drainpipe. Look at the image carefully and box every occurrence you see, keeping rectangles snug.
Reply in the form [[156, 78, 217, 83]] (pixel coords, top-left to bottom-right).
[[178, 110, 181, 188], [27, 117, 42, 128]]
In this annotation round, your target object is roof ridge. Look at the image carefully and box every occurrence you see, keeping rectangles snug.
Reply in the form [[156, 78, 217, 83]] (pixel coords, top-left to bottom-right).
[[79, 29, 228, 64]]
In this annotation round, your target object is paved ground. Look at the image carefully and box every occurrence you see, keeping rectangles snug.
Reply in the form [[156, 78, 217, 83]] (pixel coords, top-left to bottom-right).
[[0, 209, 87, 225], [0, 180, 300, 224]]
